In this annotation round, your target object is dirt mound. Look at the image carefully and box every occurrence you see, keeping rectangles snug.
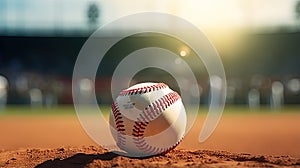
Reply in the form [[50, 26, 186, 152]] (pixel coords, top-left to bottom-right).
[[1, 146, 299, 168]]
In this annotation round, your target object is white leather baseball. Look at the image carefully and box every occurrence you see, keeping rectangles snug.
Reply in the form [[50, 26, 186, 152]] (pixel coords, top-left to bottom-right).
[[109, 82, 186, 156]]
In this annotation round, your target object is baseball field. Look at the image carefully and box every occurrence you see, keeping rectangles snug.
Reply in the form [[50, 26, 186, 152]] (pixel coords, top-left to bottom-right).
[[0, 106, 299, 167]]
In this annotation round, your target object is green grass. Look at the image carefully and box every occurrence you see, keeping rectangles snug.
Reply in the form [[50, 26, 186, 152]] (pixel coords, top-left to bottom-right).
[[222, 105, 300, 115], [0, 105, 111, 116], [0, 105, 299, 116], [0, 105, 74, 116]]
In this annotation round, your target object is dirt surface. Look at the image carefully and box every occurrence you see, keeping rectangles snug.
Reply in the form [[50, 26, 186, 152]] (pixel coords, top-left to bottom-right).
[[1, 146, 300, 168], [1, 113, 300, 157], [1, 110, 300, 167]]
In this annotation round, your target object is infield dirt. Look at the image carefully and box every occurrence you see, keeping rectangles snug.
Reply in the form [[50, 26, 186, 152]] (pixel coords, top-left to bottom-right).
[[0, 110, 300, 167], [1, 146, 300, 167]]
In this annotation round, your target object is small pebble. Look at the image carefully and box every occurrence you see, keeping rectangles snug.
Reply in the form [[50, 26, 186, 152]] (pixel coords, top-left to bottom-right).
[[58, 148, 65, 152]]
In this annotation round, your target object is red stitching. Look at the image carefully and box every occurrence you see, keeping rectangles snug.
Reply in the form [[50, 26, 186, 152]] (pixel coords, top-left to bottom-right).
[[119, 83, 168, 96], [132, 92, 182, 155], [111, 101, 126, 147], [161, 136, 184, 155]]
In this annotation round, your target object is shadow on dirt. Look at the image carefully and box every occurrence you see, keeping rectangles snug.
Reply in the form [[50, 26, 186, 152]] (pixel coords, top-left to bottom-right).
[[35, 152, 119, 168]]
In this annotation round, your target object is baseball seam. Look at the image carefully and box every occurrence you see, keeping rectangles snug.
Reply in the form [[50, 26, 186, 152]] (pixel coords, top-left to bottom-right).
[[111, 101, 126, 147], [119, 83, 168, 96], [132, 92, 183, 155]]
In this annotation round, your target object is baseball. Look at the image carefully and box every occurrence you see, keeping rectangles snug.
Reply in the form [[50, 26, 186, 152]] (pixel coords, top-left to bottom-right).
[[109, 82, 187, 157]]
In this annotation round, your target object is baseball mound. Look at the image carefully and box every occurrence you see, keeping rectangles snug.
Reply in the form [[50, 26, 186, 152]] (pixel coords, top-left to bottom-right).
[[1, 146, 299, 168]]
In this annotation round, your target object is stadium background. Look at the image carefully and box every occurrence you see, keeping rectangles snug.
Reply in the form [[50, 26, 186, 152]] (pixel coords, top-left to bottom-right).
[[0, 0, 300, 159]]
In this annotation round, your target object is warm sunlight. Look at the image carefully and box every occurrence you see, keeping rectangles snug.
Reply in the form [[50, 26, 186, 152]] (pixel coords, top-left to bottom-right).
[[176, 0, 246, 29]]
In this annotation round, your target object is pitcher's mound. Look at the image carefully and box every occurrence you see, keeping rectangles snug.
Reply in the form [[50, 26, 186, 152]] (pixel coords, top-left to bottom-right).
[[1, 146, 299, 167]]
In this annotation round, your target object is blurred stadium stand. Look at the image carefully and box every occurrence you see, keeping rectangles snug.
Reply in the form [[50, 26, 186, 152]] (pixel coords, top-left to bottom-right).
[[0, 0, 299, 107], [1, 32, 300, 106]]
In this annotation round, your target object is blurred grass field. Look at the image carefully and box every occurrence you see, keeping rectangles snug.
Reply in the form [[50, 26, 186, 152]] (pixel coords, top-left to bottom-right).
[[1, 105, 299, 116]]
